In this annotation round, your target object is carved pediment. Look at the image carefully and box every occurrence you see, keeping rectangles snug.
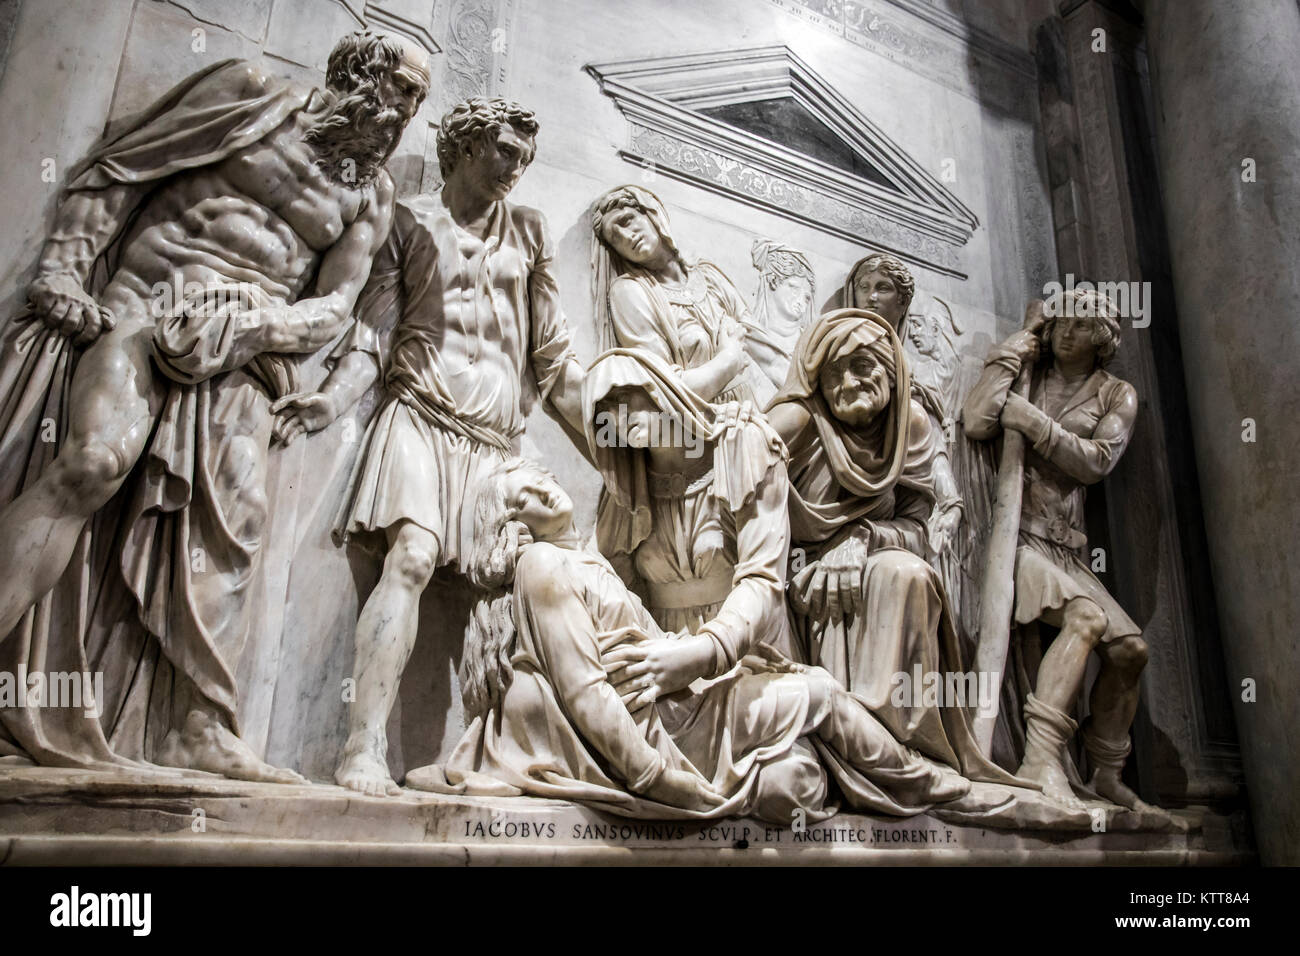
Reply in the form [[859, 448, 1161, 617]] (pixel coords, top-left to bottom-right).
[[585, 46, 978, 278]]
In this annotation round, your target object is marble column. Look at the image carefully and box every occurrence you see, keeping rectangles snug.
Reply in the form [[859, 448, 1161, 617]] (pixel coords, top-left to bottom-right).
[[1142, 0, 1300, 866]]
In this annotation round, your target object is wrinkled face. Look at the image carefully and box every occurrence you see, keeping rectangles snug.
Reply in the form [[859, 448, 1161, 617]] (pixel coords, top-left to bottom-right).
[[376, 43, 431, 126], [600, 206, 666, 266], [465, 125, 536, 200], [1050, 314, 1099, 366], [594, 386, 665, 450], [820, 346, 891, 427], [853, 269, 905, 330], [773, 276, 814, 324], [502, 465, 572, 537]]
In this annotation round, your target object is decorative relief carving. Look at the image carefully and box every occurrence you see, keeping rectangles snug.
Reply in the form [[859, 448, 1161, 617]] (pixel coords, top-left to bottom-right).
[[589, 47, 975, 277], [627, 125, 963, 276], [441, 0, 496, 105], [767, 0, 1036, 113]]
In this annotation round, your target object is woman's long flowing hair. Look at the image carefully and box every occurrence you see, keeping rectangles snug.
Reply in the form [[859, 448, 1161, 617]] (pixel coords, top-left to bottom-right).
[[459, 457, 533, 721]]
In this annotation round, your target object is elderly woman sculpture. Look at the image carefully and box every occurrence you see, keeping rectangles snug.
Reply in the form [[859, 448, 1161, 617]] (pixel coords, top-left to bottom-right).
[[743, 238, 817, 408], [766, 309, 1016, 786], [404, 456, 1008, 823], [963, 291, 1151, 811], [842, 254, 963, 559], [591, 185, 752, 404]]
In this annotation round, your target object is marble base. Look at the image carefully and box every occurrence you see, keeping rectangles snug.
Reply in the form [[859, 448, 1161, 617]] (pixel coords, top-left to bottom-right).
[[0, 766, 1247, 866]]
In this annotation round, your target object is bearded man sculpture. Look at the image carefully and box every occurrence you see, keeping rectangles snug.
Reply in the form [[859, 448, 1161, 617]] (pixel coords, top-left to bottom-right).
[[0, 31, 430, 779]]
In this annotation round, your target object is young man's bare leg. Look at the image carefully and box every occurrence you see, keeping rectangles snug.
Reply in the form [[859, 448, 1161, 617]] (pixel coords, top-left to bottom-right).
[[336, 521, 440, 796], [1083, 634, 1152, 809], [1015, 597, 1107, 808]]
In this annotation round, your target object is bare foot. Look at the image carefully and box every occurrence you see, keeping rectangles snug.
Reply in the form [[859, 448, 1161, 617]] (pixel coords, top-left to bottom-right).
[[930, 765, 972, 804], [158, 709, 308, 785], [1016, 756, 1085, 810], [336, 748, 401, 797], [1090, 768, 1156, 812]]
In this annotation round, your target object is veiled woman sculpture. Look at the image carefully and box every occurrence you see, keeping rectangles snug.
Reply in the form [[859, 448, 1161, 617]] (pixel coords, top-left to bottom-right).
[[585, 347, 791, 675], [591, 185, 752, 404]]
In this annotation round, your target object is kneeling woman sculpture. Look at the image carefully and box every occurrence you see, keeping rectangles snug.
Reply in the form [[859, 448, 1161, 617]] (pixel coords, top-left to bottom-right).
[[405, 456, 1005, 822]]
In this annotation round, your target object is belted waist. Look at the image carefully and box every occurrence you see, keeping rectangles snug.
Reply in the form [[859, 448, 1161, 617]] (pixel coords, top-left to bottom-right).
[[1021, 514, 1087, 550], [646, 571, 733, 610], [391, 383, 516, 454]]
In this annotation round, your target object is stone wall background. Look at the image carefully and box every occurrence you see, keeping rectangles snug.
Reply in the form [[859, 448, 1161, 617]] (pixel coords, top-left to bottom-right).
[[0, 0, 1060, 780]]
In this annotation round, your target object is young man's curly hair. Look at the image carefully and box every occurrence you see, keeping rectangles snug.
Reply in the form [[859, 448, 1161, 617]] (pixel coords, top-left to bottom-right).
[[437, 97, 539, 178]]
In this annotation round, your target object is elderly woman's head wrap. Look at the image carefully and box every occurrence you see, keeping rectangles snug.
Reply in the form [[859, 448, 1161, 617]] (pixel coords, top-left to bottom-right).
[[590, 185, 684, 351], [769, 309, 926, 540], [583, 348, 781, 557]]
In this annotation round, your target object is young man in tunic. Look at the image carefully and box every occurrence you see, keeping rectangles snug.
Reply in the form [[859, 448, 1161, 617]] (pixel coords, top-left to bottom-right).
[[273, 97, 587, 796]]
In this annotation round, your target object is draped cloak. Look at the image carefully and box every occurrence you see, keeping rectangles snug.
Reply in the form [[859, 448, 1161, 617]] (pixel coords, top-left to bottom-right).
[[0, 60, 320, 766], [767, 309, 1024, 787]]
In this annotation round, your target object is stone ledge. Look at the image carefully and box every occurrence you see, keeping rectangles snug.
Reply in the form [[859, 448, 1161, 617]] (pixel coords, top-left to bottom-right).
[[0, 766, 1249, 866]]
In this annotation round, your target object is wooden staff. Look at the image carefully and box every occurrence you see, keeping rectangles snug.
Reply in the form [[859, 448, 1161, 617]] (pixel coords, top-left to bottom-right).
[[970, 303, 1043, 755]]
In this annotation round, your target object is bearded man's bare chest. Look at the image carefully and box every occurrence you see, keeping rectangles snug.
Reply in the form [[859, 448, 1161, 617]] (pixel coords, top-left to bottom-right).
[[113, 121, 367, 297]]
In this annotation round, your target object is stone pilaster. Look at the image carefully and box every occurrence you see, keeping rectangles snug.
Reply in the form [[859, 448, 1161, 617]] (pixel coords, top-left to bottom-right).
[[1142, 0, 1300, 866]]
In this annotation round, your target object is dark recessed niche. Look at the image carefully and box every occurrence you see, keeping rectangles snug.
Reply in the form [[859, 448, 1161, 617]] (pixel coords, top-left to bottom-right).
[[701, 96, 900, 192]]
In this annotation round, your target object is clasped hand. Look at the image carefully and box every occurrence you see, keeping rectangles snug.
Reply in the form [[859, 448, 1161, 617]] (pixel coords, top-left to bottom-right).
[[790, 532, 870, 621], [27, 273, 116, 346], [272, 391, 340, 445], [602, 634, 715, 712]]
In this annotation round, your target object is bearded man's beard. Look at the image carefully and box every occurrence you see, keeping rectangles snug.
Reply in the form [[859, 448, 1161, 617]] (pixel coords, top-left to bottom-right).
[[305, 90, 406, 188]]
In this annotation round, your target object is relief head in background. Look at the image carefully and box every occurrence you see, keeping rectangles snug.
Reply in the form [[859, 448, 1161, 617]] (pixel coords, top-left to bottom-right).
[[745, 238, 816, 409], [843, 252, 916, 333], [591, 184, 754, 405]]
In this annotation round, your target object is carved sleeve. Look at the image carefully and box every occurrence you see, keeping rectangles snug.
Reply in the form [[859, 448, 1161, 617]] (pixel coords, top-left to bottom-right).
[[1025, 380, 1138, 485], [962, 341, 1022, 440], [525, 212, 582, 401], [519, 552, 667, 794], [696, 452, 790, 675], [608, 277, 676, 365]]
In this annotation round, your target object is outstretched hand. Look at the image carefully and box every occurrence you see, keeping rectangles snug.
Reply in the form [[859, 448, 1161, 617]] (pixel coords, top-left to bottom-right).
[[271, 391, 339, 445], [27, 273, 116, 346]]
